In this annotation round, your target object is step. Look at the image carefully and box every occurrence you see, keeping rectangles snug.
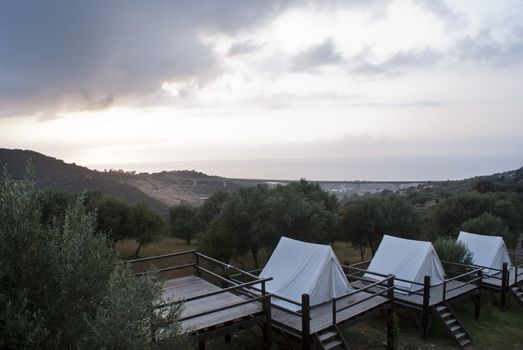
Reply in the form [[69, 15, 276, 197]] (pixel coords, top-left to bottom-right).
[[435, 305, 447, 312], [324, 340, 342, 350], [319, 331, 338, 342], [450, 325, 461, 333], [440, 312, 453, 319], [445, 318, 458, 326], [460, 338, 471, 347], [455, 332, 467, 339]]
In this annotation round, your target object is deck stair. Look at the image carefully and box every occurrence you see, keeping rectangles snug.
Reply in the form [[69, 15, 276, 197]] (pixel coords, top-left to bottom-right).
[[510, 284, 523, 307], [432, 302, 471, 349], [313, 325, 350, 350]]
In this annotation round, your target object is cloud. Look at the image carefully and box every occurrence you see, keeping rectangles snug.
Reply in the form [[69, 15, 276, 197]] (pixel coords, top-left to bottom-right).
[[350, 48, 441, 76], [453, 28, 523, 67], [413, 0, 466, 29], [227, 40, 263, 56], [0, 0, 295, 118], [291, 38, 343, 71]]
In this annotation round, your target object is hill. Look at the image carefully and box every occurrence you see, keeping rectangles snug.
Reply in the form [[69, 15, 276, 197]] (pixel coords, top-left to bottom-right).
[[0, 148, 245, 212], [0, 149, 173, 212]]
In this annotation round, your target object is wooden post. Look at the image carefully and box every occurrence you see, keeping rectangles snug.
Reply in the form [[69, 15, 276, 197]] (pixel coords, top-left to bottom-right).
[[386, 275, 397, 350], [195, 252, 201, 277], [501, 262, 508, 309], [222, 265, 229, 288], [475, 270, 482, 320], [421, 275, 431, 339], [301, 294, 311, 350], [332, 298, 337, 325], [262, 281, 272, 348]]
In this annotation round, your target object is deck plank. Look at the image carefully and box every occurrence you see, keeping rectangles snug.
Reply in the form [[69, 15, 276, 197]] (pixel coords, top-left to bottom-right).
[[482, 268, 523, 288], [271, 291, 389, 334], [351, 280, 478, 306], [161, 276, 262, 332]]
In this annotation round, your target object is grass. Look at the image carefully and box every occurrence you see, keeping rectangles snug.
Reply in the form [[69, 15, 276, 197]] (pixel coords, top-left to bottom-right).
[[116, 238, 523, 349]]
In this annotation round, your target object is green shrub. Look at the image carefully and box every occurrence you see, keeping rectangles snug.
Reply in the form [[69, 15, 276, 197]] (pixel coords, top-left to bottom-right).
[[0, 172, 189, 349], [434, 236, 474, 265]]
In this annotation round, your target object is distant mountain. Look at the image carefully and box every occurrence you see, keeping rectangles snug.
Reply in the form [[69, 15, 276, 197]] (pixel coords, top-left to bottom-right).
[[0, 148, 171, 213]]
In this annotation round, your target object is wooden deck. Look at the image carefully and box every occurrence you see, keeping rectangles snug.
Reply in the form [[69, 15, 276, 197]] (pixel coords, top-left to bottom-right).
[[271, 291, 389, 334], [161, 276, 262, 332], [482, 268, 523, 289], [352, 280, 478, 307]]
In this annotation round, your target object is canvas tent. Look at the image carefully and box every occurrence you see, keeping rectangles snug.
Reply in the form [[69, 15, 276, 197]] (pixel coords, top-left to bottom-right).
[[457, 231, 512, 276], [258, 236, 352, 311], [365, 235, 446, 292]]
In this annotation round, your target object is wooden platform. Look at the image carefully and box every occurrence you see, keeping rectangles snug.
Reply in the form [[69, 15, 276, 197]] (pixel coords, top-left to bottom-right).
[[271, 291, 389, 335], [352, 280, 478, 307], [161, 276, 262, 332], [482, 268, 523, 289]]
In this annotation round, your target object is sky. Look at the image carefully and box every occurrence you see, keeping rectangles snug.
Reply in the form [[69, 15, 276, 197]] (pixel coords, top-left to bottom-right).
[[1, 0, 522, 180]]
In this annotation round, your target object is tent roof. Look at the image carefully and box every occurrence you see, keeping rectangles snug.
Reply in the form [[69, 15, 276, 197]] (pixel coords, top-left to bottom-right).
[[366, 235, 445, 291], [259, 237, 351, 311], [457, 231, 512, 271]]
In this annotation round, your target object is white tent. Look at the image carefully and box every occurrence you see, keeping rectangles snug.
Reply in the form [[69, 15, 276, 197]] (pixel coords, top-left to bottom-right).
[[457, 231, 512, 276], [365, 235, 445, 291], [258, 236, 352, 311]]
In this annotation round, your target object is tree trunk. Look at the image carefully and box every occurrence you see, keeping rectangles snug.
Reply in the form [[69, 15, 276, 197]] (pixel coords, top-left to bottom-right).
[[251, 247, 259, 269], [135, 242, 142, 257], [359, 245, 366, 261], [368, 239, 376, 256], [186, 236, 191, 244]]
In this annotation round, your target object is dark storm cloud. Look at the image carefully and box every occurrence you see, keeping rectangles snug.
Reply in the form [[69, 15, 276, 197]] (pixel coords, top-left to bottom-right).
[[291, 39, 343, 71], [0, 0, 390, 118], [0, 0, 291, 118]]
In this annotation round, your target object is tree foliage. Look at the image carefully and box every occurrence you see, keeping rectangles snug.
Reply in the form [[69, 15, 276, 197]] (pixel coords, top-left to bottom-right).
[[433, 236, 474, 266], [169, 204, 198, 243], [430, 191, 522, 247], [0, 173, 188, 349], [199, 180, 340, 267], [340, 196, 421, 256]]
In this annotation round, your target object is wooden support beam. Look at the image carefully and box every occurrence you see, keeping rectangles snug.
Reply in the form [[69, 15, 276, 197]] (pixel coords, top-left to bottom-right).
[[421, 275, 431, 339], [262, 281, 272, 348], [301, 294, 310, 350], [475, 270, 482, 320], [501, 262, 508, 309]]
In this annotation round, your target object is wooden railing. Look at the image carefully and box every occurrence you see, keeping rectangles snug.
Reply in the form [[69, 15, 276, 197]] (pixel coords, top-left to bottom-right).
[[127, 250, 273, 336]]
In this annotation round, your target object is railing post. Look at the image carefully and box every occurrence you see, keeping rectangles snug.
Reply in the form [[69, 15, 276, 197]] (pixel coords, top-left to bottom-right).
[[222, 265, 229, 288], [442, 280, 446, 302], [301, 294, 310, 350], [195, 252, 201, 277], [475, 270, 482, 320], [386, 275, 397, 350], [501, 262, 508, 309], [262, 281, 272, 348], [421, 275, 431, 339], [332, 298, 337, 325]]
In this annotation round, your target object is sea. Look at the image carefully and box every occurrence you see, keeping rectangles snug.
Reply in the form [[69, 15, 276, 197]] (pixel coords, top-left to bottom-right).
[[94, 154, 523, 182]]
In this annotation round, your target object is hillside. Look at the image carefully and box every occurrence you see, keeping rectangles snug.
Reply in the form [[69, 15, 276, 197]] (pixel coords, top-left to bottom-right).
[[0, 148, 246, 212], [0, 149, 173, 212]]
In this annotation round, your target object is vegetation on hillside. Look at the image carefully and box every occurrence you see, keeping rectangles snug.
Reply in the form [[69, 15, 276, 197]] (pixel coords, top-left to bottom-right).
[[0, 172, 189, 349]]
